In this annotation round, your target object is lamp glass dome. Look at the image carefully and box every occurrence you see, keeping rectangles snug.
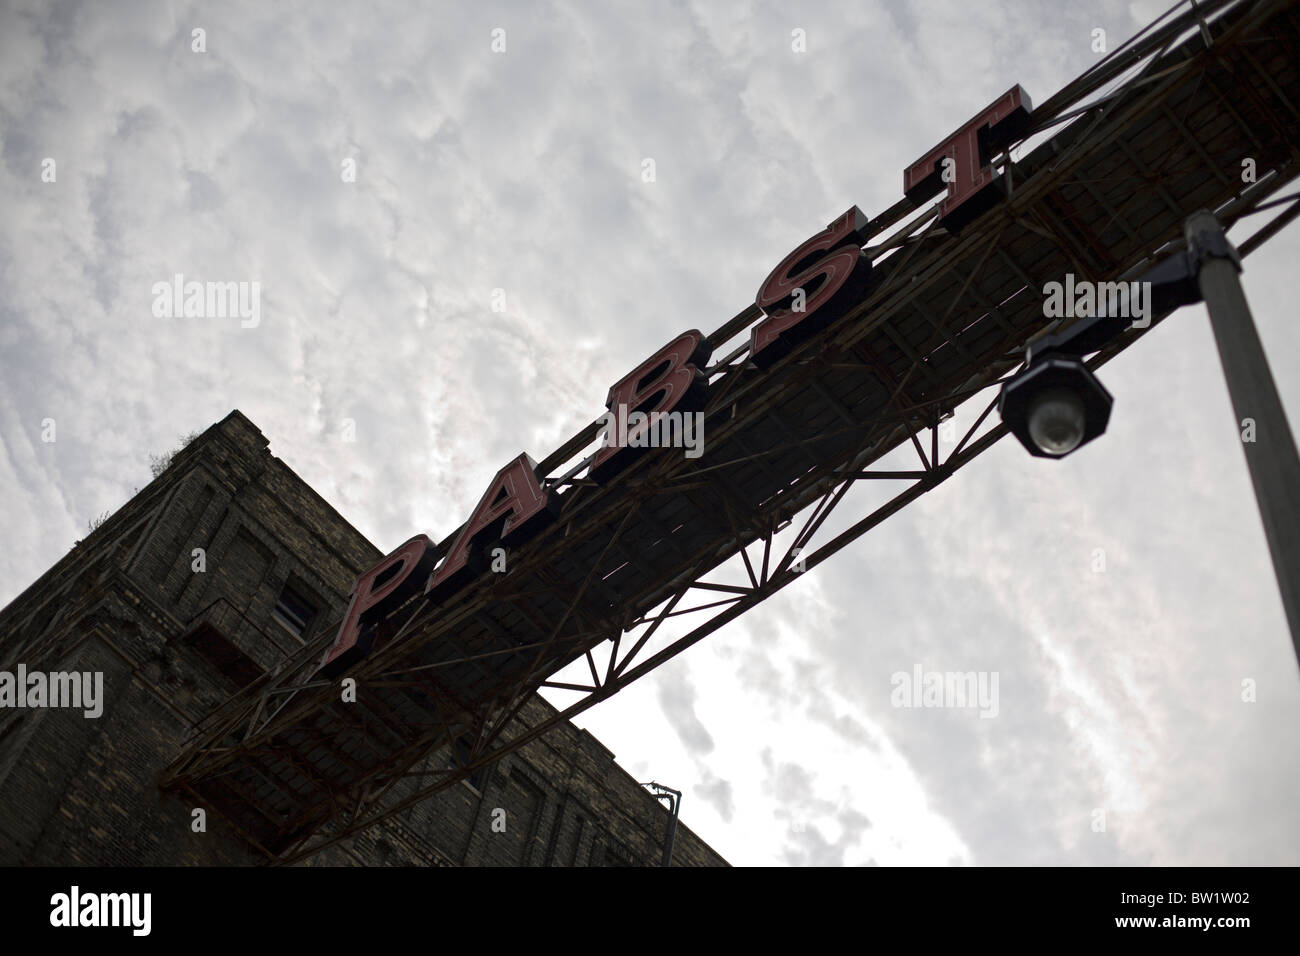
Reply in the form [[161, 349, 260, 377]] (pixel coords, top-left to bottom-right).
[[1027, 386, 1086, 456]]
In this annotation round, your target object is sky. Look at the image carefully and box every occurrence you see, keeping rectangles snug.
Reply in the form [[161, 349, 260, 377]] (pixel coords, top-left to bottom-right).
[[1, 0, 1297, 866]]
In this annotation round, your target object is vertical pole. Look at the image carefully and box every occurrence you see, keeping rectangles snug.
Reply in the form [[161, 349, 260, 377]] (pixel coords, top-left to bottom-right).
[[661, 790, 680, 868], [1185, 210, 1300, 670], [645, 782, 681, 866]]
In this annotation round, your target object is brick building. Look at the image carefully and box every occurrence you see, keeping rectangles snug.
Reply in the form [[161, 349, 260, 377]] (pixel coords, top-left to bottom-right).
[[0, 411, 726, 866]]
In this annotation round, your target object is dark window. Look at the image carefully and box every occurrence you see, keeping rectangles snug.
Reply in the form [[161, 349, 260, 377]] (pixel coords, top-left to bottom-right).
[[272, 581, 317, 639], [181, 623, 265, 688], [449, 735, 489, 793], [595, 837, 642, 867]]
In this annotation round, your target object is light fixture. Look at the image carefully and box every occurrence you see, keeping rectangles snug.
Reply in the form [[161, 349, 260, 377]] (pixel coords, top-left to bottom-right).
[[998, 354, 1113, 459]]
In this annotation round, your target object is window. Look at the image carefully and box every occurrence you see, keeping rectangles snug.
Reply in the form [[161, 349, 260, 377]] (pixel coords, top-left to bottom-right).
[[449, 735, 490, 794], [181, 623, 265, 688], [272, 581, 317, 639], [595, 837, 642, 867]]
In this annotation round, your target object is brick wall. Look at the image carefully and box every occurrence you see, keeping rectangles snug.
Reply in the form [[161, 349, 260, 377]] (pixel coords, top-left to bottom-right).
[[0, 410, 726, 867]]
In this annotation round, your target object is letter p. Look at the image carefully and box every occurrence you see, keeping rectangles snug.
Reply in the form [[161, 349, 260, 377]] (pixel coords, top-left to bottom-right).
[[320, 534, 438, 676]]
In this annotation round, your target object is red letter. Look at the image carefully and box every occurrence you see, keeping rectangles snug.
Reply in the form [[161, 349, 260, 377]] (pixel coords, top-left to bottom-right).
[[590, 329, 712, 482], [320, 534, 438, 676], [750, 206, 873, 369], [903, 85, 1032, 232], [426, 454, 556, 600]]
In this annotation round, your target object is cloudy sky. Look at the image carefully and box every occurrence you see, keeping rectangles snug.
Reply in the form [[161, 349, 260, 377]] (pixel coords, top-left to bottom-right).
[[2, 0, 1297, 866]]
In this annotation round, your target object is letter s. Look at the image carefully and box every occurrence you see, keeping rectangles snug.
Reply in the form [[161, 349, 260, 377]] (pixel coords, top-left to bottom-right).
[[750, 206, 873, 369]]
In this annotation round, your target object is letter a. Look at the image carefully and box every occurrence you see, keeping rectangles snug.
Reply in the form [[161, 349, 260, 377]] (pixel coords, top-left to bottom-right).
[[427, 455, 556, 600]]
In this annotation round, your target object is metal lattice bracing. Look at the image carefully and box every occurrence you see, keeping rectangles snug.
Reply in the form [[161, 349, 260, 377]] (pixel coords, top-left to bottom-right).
[[161, 0, 1300, 863]]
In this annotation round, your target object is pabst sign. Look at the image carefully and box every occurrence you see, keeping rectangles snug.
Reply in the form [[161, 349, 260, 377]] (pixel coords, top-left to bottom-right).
[[320, 86, 1033, 676]]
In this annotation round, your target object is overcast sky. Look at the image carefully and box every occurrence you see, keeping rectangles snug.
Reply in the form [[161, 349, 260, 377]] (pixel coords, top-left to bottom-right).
[[2, 0, 1297, 866]]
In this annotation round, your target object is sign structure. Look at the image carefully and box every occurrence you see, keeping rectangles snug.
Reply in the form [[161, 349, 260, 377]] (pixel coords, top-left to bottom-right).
[[162, 0, 1300, 863], [317, 81, 1037, 682]]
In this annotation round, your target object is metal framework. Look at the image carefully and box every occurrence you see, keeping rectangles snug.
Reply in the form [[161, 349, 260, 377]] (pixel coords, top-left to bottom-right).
[[160, 0, 1300, 864]]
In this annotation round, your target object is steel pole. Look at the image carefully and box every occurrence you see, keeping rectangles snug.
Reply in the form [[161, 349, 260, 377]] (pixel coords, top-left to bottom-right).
[[1185, 210, 1300, 670]]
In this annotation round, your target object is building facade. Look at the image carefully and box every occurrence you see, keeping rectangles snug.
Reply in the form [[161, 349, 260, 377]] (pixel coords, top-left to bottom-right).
[[0, 411, 725, 867]]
